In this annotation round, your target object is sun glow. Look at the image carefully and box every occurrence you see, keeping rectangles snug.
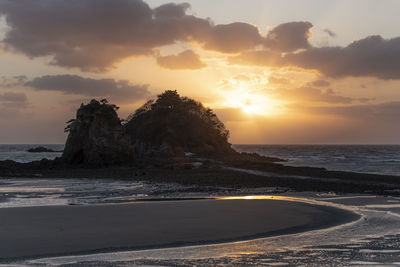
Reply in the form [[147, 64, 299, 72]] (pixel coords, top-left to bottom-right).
[[223, 90, 275, 116], [216, 73, 282, 116]]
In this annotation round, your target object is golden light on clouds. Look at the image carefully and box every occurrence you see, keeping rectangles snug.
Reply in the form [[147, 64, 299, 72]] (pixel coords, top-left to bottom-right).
[[215, 72, 284, 117], [1, 0, 400, 144]]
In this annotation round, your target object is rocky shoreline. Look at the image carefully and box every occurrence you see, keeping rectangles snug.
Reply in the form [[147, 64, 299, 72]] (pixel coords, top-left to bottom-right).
[[0, 151, 399, 196], [1, 94, 399, 197]]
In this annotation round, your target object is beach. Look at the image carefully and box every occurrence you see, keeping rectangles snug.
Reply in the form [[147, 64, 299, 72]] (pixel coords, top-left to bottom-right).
[[0, 198, 358, 261]]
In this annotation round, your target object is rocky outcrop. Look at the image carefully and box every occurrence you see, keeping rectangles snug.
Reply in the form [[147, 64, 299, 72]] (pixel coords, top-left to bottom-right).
[[125, 90, 235, 158], [62, 100, 133, 165], [62, 91, 235, 165]]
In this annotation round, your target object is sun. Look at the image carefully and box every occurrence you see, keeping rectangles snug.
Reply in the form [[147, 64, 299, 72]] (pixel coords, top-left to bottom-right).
[[223, 91, 272, 116], [217, 74, 281, 116], [240, 101, 261, 114]]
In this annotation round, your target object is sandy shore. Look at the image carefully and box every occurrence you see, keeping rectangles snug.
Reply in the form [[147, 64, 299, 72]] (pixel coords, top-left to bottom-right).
[[0, 198, 359, 261]]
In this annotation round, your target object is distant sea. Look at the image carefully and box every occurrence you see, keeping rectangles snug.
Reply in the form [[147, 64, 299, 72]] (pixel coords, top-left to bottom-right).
[[1, 144, 400, 176], [0, 144, 64, 163], [234, 145, 400, 176]]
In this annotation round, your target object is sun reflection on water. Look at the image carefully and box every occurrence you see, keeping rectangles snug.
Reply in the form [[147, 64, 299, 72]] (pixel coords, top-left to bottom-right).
[[218, 195, 306, 202]]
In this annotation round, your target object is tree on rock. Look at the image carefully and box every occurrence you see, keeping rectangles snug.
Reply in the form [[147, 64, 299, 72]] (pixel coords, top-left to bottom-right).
[[125, 90, 234, 157], [62, 99, 132, 165]]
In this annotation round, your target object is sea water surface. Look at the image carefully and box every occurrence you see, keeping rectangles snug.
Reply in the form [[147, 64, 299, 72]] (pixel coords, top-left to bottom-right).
[[8, 194, 400, 266], [234, 144, 400, 176], [0, 144, 63, 163], [2, 144, 400, 175], [2, 144, 400, 266]]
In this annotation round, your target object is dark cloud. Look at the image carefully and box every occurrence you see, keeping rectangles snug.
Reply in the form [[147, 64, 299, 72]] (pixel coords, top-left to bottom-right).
[[286, 35, 400, 79], [201, 22, 263, 53], [0, 0, 265, 71], [323, 29, 336, 38], [264, 21, 313, 52], [153, 3, 191, 17], [232, 35, 400, 80], [24, 75, 150, 104], [308, 79, 330, 87], [0, 0, 156, 71], [156, 50, 206, 70]]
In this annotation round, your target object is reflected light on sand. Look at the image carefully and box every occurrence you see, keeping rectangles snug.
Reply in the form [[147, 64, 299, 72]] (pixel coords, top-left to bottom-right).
[[218, 195, 306, 202]]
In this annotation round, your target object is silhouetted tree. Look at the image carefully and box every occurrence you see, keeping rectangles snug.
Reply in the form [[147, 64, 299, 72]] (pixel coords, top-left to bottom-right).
[[125, 90, 233, 156]]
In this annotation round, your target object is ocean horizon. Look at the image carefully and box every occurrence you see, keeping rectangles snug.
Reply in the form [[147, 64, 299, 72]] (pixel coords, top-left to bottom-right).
[[2, 144, 400, 176]]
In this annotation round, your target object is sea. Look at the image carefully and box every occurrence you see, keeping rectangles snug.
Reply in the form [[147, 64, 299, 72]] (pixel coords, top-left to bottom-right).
[[2, 144, 400, 266], [2, 144, 400, 176]]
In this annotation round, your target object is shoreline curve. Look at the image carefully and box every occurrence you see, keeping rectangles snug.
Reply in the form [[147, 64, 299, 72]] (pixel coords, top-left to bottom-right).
[[0, 198, 360, 262]]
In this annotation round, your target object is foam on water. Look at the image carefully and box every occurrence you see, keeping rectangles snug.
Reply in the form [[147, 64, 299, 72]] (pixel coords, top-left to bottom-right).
[[234, 144, 400, 176]]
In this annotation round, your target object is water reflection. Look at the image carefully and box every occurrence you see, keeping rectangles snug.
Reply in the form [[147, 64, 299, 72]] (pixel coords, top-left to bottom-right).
[[18, 194, 400, 266], [1, 187, 400, 266]]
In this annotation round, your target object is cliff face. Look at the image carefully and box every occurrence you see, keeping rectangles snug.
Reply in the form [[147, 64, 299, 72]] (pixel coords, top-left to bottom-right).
[[62, 100, 133, 165]]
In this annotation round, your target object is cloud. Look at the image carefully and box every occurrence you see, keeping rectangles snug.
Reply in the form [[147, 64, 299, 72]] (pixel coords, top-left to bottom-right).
[[307, 79, 330, 87], [293, 101, 400, 120], [286, 35, 400, 79], [268, 76, 291, 85], [264, 21, 313, 52], [24, 75, 150, 104], [0, 91, 27, 103], [0, 75, 28, 88], [229, 50, 284, 67], [0, 91, 28, 111], [231, 35, 400, 80], [153, 3, 191, 17], [323, 29, 336, 38], [2, 0, 398, 80], [275, 86, 354, 104], [234, 74, 251, 81], [201, 22, 263, 53], [156, 50, 206, 70], [0, 0, 265, 72]]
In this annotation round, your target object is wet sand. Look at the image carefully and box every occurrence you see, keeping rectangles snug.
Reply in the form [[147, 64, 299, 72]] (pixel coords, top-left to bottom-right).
[[0, 199, 359, 261]]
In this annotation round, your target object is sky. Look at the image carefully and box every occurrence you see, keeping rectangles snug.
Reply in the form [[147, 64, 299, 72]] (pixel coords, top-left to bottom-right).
[[1, 0, 400, 144]]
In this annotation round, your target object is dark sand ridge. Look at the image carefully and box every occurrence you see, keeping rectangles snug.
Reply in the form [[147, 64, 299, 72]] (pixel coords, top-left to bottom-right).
[[0, 198, 359, 261]]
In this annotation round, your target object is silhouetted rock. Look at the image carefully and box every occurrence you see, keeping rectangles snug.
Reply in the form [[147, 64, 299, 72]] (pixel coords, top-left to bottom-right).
[[125, 90, 235, 158], [62, 99, 133, 165], [27, 146, 61, 153], [62, 91, 236, 165]]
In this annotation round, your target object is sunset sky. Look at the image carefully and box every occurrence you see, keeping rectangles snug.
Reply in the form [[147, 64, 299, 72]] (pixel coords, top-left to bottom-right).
[[1, 0, 400, 144]]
